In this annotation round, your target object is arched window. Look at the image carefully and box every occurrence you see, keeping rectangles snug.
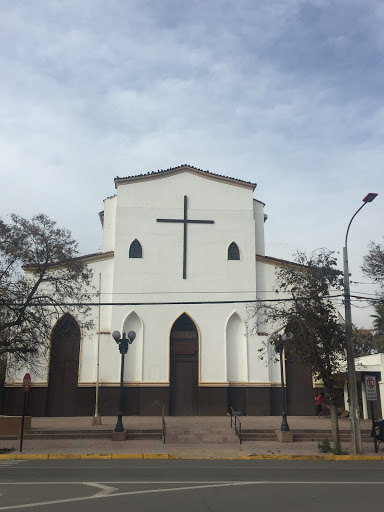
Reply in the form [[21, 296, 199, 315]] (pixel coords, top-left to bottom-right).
[[129, 239, 142, 258], [228, 242, 240, 260]]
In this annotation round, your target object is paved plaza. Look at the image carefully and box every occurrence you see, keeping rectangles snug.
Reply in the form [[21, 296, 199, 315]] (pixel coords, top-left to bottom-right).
[[0, 416, 381, 458]]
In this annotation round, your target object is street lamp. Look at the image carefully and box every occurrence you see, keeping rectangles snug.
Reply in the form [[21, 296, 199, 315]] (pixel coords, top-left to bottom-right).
[[112, 330, 136, 433], [276, 334, 290, 432], [343, 192, 377, 454]]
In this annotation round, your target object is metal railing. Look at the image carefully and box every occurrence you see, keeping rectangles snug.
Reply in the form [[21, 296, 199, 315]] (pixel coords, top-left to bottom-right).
[[229, 407, 242, 444], [161, 405, 166, 444]]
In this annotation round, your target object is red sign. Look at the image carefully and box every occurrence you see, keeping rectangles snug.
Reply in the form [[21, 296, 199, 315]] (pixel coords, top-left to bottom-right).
[[23, 373, 31, 392], [366, 377, 375, 389]]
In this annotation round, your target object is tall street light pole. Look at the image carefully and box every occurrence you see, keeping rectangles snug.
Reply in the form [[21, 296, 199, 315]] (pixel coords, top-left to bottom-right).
[[112, 330, 136, 434], [343, 192, 377, 454]]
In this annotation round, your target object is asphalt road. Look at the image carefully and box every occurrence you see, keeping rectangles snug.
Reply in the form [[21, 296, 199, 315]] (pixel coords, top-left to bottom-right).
[[0, 459, 384, 511]]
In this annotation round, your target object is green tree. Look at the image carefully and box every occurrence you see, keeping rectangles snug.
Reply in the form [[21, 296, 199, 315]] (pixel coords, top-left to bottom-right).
[[352, 327, 375, 357], [0, 214, 93, 411], [251, 249, 345, 452], [362, 239, 384, 352], [370, 303, 384, 352], [362, 240, 384, 290]]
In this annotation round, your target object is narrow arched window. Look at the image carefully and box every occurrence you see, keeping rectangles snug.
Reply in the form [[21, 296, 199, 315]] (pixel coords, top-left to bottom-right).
[[129, 239, 142, 258], [228, 242, 240, 260]]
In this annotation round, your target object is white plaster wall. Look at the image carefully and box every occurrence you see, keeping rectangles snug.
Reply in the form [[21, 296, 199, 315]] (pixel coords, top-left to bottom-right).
[[78, 257, 114, 383], [253, 200, 266, 256], [101, 196, 117, 252], [112, 172, 256, 295], [252, 260, 286, 384]]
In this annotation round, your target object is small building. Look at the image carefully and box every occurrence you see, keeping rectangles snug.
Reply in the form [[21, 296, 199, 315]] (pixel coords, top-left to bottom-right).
[[343, 353, 384, 420]]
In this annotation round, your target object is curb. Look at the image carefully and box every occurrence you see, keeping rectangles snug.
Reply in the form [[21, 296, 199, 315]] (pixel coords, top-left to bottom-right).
[[0, 453, 168, 460], [0, 453, 384, 461]]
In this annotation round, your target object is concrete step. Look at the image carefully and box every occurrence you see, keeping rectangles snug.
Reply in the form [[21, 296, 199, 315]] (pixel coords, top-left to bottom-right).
[[240, 428, 373, 443], [0, 428, 163, 441], [240, 429, 276, 434], [126, 431, 162, 440], [166, 427, 238, 444], [242, 433, 276, 441]]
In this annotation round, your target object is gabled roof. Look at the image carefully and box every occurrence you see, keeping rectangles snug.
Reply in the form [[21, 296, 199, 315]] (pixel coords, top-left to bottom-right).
[[114, 164, 256, 190]]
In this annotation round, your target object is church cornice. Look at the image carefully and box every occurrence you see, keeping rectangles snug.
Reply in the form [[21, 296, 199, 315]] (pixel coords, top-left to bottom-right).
[[23, 251, 114, 273], [256, 254, 307, 270], [114, 164, 256, 190], [256, 254, 343, 275]]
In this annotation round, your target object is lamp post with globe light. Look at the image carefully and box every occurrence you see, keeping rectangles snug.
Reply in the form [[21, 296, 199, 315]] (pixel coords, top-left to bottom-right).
[[112, 330, 136, 433]]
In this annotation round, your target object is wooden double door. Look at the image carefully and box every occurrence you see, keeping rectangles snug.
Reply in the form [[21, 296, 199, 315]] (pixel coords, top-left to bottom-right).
[[169, 314, 198, 416], [46, 314, 80, 416]]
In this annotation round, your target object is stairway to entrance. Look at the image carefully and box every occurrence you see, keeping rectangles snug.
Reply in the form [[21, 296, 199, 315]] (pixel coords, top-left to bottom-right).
[[166, 417, 238, 444]]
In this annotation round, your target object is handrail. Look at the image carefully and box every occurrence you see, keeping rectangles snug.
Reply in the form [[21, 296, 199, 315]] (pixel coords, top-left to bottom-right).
[[161, 405, 166, 444], [229, 407, 242, 444]]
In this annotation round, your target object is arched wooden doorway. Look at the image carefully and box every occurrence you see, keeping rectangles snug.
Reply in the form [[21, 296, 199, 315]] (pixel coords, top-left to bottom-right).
[[169, 313, 199, 416], [46, 313, 81, 416]]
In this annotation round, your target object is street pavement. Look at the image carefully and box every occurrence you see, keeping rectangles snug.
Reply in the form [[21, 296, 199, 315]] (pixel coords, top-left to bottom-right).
[[0, 459, 384, 511]]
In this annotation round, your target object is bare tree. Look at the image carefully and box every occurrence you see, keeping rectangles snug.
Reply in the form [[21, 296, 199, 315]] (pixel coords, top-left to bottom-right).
[[0, 214, 93, 408]]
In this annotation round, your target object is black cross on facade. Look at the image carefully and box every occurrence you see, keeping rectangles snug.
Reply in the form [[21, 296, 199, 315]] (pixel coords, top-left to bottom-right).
[[157, 195, 214, 279]]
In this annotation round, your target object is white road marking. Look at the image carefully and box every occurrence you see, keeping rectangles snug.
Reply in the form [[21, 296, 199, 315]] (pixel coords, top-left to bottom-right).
[[0, 481, 230, 485], [0, 481, 383, 511], [83, 482, 118, 497]]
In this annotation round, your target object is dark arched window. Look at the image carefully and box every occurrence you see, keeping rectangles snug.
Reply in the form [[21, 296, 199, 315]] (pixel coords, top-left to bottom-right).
[[129, 239, 142, 258], [228, 242, 240, 260]]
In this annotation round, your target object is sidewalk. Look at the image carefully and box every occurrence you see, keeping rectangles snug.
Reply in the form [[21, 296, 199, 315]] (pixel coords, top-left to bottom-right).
[[0, 415, 382, 459]]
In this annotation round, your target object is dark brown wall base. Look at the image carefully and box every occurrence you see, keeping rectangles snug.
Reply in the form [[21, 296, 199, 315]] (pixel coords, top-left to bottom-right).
[[3, 385, 318, 417], [198, 388, 228, 415]]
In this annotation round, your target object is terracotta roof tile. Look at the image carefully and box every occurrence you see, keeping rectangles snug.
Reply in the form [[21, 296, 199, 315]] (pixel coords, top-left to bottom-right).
[[114, 164, 256, 189]]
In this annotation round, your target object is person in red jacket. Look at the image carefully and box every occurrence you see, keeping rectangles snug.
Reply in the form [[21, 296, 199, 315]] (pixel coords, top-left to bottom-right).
[[315, 392, 325, 417]]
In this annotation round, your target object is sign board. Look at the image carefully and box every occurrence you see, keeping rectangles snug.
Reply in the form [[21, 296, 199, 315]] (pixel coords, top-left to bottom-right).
[[23, 373, 31, 392], [365, 375, 377, 401]]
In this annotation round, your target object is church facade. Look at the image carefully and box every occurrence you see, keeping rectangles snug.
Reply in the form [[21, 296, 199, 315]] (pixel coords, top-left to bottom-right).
[[4, 165, 315, 416]]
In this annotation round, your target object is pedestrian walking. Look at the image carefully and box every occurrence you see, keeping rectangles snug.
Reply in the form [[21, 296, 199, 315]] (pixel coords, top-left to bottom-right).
[[315, 392, 325, 417]]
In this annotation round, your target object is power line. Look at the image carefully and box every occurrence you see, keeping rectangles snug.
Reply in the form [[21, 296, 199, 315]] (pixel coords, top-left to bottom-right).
[[12, 295, 345, 307]]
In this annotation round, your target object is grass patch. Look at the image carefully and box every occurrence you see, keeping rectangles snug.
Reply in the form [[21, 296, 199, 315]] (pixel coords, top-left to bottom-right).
[[318, 439, 348, 455]]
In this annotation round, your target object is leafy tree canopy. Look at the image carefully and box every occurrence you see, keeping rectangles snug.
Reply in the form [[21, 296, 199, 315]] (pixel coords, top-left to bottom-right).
[[250, 248, 345, 451], [254, 249, 345, 391]]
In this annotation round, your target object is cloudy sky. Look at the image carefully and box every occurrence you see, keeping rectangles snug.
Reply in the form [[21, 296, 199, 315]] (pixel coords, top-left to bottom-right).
[[1, 0, 383, 327]]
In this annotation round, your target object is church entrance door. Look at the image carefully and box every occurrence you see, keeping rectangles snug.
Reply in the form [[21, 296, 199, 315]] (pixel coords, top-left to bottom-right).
[[169, 314, 198, 416], [46, 314, 81, 416]]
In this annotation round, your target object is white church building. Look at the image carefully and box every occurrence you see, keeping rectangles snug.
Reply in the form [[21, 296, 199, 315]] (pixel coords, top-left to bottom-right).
[[4, 165, 316, 416]]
